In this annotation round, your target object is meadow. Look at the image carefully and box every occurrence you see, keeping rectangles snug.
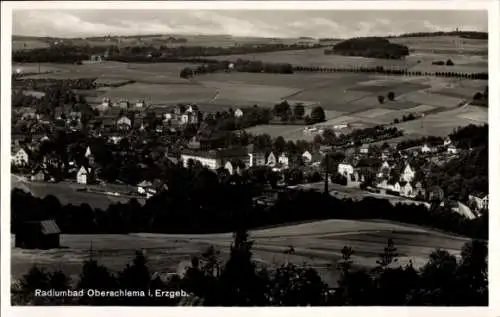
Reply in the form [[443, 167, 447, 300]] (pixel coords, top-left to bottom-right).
[[11, 175, 143, 210], [208, 35, 487, 73], [12, 34, 488, 140], [10, 218, 470, 286]]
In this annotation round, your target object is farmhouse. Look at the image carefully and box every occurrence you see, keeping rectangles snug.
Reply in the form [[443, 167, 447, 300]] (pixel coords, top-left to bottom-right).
[[12, 148, 29, 166], [15, 219, 61, 249]]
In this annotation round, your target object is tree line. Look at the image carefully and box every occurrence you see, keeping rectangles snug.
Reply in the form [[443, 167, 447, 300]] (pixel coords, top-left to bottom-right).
[[12, 230, 488, 306], [11, 167, 488, 239], [293, 65, 488, 80], [12, 43, 322, 64]]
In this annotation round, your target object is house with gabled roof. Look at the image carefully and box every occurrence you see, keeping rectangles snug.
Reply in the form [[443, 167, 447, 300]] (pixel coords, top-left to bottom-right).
[[400, 182, 414, 198], [12, 148, 29, 166], [278, 153, 290, 169], [76, 166, 93, 184], [266, 152, 277, 167], [400, 163, 415, 183]]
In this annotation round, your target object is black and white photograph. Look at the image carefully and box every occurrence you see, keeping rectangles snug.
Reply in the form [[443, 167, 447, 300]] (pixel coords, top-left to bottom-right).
[[1, 1, 496, 312]]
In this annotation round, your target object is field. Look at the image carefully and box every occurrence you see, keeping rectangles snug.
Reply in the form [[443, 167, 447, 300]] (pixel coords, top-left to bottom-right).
[[394, 104, 488, 137], [12, 39, 50, 51], [13, 35, 488, 141], [10, 219, 471, 286], [208, 35, 487, 73], [11, 175, 143, 210]]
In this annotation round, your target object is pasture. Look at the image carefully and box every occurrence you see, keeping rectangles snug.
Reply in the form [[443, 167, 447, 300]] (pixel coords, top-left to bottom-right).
[[394, 105, 488, 137], [209, 35, 487, 73], [12, 39, 50, 51], [11, 175, 142, 211], [10, 219, 470, 286]]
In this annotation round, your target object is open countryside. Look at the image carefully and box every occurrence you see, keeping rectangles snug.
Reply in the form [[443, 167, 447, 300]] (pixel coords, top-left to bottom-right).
[[10, 8, 489, 307]]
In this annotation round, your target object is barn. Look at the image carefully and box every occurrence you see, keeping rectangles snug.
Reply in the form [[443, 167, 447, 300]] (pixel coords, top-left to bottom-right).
[[15, 220, 61, 249]]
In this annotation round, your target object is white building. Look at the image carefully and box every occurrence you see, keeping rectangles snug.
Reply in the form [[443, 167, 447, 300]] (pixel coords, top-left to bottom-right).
[[76, 166, 91, 184], [181, 152, 221, 170], [234, 108, 244, 118], [267, 153, 277, 167], [400, 164, 415, 183], [447, 145, 458, 154], [421, 144, 432, 153], [278, 153, 289, 168], [117, 116, 132, 129], [12, 148, 29, 166], [359, 144, 370, 154], [338, 162, 354, 177], [400, 182, 415, 198]]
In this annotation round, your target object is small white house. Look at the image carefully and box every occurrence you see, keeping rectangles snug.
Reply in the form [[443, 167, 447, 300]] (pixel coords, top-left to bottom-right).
[[76, 166, 91, 184], [234, 108, 244, 118], [117, 116, 132, 129], [267, 153, 277, 167], [447, 145, 458, 154], [400, 164, 415, 183], [421, 144, 432, 153], [338, 162, 355, 177], [278, 153, 289, 168], [359, 144, 370, 154], [12, 148, 29, 166], [400, 182, 414, 198], [302, 151, 312, 163]]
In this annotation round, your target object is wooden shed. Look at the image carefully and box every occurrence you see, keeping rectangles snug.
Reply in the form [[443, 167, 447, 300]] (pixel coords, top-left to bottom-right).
[[15, 220, 61, 249]]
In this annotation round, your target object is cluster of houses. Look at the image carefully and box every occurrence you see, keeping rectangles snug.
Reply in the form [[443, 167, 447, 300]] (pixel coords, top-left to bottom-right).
[[179, 144, 325, 176]]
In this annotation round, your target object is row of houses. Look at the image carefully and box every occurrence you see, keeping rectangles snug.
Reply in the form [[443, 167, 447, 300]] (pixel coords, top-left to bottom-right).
[[180, 146, 325, 173]]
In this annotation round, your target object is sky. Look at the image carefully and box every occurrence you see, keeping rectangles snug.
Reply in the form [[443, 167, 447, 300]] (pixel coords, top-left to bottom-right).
[[12, 10, 488, 39]]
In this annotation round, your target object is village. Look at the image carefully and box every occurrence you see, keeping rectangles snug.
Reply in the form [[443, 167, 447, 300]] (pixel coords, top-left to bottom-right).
[[11, 93, 488, 222]]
